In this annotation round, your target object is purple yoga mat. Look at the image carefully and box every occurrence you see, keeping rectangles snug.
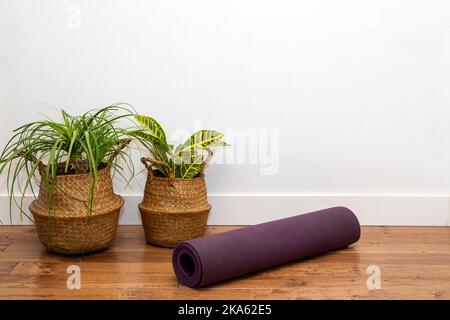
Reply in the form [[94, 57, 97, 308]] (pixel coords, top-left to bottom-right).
[[172, 206, 360, 288]]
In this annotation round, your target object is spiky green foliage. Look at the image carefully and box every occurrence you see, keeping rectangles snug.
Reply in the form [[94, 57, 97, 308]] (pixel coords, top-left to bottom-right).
[[131, 115, 228, 179], [0, 104, 136, 223]]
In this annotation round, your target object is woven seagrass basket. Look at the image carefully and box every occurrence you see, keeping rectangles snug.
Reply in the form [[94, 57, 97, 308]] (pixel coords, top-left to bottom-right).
[[29, 165, 124, 255], [139, 158, 211, 247]]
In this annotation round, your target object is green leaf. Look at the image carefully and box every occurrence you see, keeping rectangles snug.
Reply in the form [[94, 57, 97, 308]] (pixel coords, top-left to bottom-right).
[[129, 130, 171, 153], [82, 132, 98, 178], [0, 104, 138, 224], [176, 130, 224, 157], [134, 115, 167, 144], [203, 140, 231, 149], [168, 130, 228, 179], [177, 151, 204, 179], [65, 129, 78, 172]]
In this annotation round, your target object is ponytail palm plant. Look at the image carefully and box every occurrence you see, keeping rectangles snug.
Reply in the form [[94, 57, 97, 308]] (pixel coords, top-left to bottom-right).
[[131, 115, 228, 179], [0, 104, 136, 223]]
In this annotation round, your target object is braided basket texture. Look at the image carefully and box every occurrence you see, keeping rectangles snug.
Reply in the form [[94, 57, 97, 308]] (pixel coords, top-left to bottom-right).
[[29, 166, 123, 255], [139, 169, 211, 248]]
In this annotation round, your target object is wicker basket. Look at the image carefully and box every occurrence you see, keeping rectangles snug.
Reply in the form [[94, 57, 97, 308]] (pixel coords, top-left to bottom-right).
[[139, 158, 211, 247], [29, 165, 124, 255]]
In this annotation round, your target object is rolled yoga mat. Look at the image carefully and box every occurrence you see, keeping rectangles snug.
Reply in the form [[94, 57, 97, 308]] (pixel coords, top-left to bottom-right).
[[172, 206, 360, 288]]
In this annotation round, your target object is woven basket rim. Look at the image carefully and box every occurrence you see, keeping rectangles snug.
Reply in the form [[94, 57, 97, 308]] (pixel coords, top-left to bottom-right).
[[39, 162, 111, 180], [148, 171, 206, 182]]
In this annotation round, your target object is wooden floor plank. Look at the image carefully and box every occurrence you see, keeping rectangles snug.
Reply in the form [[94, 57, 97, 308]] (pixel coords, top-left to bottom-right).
[[0, 225, 449, 299]]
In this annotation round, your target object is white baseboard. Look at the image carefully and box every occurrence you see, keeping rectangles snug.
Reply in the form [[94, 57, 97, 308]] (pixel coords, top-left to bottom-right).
[[1, 194, 449, 226]]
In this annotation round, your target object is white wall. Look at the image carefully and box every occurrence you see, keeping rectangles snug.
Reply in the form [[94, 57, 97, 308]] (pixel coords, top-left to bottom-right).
[[1, 0, 450, 225]]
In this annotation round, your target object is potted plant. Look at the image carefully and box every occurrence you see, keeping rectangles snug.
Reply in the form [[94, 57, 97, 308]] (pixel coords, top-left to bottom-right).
[[0, 105, 135, 255], [131, 115, 228, 247]]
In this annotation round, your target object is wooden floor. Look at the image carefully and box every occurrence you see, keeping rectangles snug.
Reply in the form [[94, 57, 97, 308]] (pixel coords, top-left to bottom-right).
[[0, 225, 449, 300]]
